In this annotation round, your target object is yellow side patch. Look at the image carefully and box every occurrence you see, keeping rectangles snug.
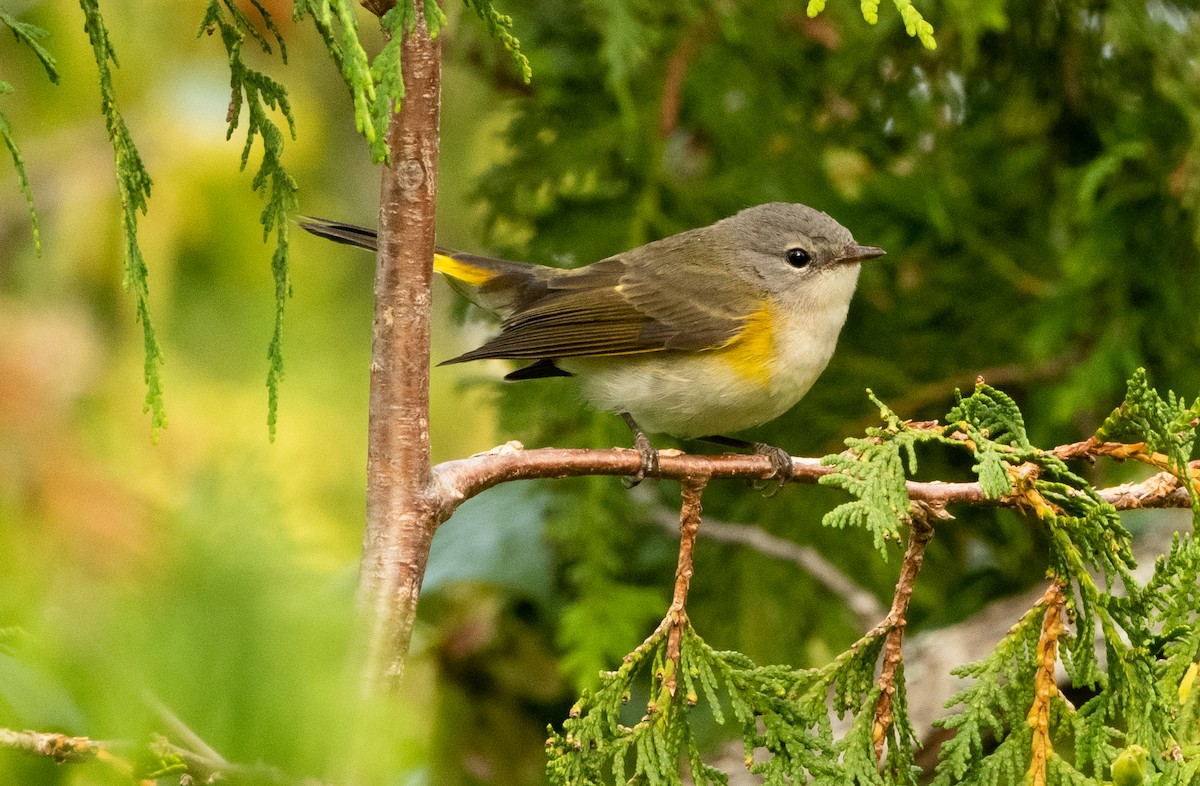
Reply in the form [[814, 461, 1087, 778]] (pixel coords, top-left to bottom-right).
[[434, 253, 495, 287], [714, 305, 774, 388]]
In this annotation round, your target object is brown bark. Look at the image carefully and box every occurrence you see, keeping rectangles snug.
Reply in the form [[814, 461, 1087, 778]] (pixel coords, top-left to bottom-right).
[[358, 0, 441, 693]]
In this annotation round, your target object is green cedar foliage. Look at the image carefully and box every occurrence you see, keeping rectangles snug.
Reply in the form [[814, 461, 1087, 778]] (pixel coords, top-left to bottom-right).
[[78, 0, 166, 437], [551, 372, 1199, 784], [292, 0, 523, 160], [0, 8, 56, 254], [805, 0, 936, 49], [547, 623, 885, 785], [4, 0, 527, 435], [819, 393, 921, 554], [1097, 369, 1200, 514], [292, 0, 388, 160], [462, 0, 532, 83], [199, 0, 299, 440]]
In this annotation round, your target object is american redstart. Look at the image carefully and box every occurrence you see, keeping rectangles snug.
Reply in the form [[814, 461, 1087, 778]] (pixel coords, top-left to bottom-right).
[[301, 203, 884, 483]]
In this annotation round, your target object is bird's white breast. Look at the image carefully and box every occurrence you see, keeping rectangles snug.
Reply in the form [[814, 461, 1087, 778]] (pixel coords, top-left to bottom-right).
[[562, 265, 860, 437]]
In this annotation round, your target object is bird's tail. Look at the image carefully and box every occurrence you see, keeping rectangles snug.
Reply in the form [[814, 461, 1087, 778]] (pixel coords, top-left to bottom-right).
[[297, 216, 379, 251], [299, 216, 551, 316]]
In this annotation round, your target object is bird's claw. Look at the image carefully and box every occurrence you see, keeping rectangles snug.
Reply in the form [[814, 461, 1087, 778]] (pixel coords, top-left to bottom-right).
[[750, 443, 794, 497], [622, 430, 660, 488]]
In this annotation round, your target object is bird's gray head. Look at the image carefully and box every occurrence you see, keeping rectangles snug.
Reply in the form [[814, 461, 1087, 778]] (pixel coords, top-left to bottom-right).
[[712, 202, 885, 304]]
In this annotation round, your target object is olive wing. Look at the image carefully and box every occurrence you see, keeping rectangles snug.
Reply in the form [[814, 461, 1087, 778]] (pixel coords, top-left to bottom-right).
[[443, 242, 760, 364]]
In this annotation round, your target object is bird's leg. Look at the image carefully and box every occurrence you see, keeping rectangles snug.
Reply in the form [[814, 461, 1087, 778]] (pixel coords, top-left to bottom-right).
[[700, 435, 794, 493], [621, 412, 660, 487]]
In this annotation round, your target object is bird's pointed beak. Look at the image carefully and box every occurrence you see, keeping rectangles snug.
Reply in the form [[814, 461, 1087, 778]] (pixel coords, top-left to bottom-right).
[[838, 243, 887, 263]]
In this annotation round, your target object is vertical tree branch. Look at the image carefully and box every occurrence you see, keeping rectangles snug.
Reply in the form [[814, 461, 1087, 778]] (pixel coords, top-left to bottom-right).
[[359, 0, 441, 693], [663, 477, 706, 698], [871, 502, 941, 762], [1026, 581, 1066, 786]]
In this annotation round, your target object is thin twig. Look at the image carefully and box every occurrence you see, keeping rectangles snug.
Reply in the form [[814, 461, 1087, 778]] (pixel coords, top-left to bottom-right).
[[0, 728, 106, 765], [144, 691, 227, 765], [870, 502, 944, 762], [663, 478, 707, 699], [1026, 582, 1066, 786], [1054, 437, 1200, 490], [647, 505, 885, 624], [0, 727, 331, 786]]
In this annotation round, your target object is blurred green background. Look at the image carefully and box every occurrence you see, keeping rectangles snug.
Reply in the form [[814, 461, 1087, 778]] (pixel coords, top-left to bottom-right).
[[0, 0, 1197, 783]]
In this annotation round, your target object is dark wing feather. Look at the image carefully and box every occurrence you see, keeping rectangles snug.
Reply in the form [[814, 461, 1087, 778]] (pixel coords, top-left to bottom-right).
[[298, 217, 380, 250], [443, 237, 760, 363], [504, 359, 573, 380]]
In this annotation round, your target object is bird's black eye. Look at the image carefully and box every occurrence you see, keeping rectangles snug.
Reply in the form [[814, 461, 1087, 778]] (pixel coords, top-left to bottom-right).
[[786, 247, 811, 268]]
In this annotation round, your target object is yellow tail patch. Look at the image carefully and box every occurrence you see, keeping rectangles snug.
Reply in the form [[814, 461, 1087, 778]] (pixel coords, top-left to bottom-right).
[[434, 253, 496, 287], [714, 306, 774, 387]]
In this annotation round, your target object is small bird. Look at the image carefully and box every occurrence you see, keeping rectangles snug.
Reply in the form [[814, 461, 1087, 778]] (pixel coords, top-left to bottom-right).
[[301, 203, 883, 483]]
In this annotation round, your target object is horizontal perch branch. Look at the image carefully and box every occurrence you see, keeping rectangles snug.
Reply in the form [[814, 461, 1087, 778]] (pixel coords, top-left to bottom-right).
[[0, 728, 104, 765], [430, 442, 1197, 525], [0, 727, 334, 786]]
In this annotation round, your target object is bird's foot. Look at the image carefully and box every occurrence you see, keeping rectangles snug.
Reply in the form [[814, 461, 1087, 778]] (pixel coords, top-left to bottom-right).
[[621, 413, 660, 488], [750, 442, 795, 496], [699, 435, 794, 496]]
